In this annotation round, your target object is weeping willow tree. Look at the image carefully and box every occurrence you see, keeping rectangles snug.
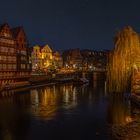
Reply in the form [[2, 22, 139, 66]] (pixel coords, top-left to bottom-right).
[[107, 26, 140, 93]]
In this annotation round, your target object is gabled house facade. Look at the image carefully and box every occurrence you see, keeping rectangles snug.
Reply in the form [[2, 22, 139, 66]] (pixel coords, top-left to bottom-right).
[[0, 23, 32, 87]]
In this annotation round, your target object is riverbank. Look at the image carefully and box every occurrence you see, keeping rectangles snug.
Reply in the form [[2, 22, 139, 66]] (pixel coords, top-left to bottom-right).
[[112, 121, 140, 140], [0, 82, 57, 97], [131, 94, 140, 106], [0, 77, 75, 93], [112, 94, 140, 140]]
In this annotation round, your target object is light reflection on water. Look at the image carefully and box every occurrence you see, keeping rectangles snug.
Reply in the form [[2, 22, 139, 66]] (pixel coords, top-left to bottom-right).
[[107, 93, 132, 125], [30, 87, 58, 121], [0, 75, 140, 139], [30, 84, 82, 121]]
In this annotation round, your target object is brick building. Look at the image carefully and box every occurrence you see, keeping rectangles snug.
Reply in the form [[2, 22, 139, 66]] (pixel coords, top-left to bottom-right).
[[62, 48, 83, 68], [81, 50, 109, 70], [62, 48, 110, 70], [0, 23, 32, 87]]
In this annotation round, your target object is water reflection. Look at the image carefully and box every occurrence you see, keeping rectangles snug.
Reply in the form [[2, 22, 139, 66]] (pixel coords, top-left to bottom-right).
[[107, 94, 132, 125], [30, 86, 59, 121], [0, 91, 31, 140], [30, 84, 81, 121], [0, 76, 140, 140], [62, 84, 77, 109]]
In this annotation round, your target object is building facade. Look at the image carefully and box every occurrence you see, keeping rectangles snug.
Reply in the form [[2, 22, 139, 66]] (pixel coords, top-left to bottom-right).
[[32, 44, 62, 72], [12, 26, 32, 78], [52, 51, 63, 68], [81, 50, 109, 70], [62, 48, 83, 68], [0, 23, 32, 87], [63, 48, 110, 70], [31, 45, 41, 70], [41, 44, 53, 68]]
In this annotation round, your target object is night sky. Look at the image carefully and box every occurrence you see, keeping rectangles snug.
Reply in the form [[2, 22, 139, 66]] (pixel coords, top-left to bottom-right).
[[0, 0, 140, 51]]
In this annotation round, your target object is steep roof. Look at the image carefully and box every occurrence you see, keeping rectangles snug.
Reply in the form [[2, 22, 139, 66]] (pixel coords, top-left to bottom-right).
[[0, 23, 15, 39], [42, 44, 52, 53], [53, 51, 61, 57], [0, 23, 9, 31], [11, 27, 22, 38]]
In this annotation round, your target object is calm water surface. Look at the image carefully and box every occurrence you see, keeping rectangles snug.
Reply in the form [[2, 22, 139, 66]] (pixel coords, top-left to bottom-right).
[[0, 74, 139, 140]]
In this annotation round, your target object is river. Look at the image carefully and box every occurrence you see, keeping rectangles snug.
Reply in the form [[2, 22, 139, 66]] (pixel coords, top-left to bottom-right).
[[0, 73, 139, 140]]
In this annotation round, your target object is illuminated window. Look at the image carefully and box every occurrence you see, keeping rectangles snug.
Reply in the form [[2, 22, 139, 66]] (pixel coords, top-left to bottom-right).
[[21, 64, 26, 69], [13, 64, 16, 70], [21, 50, 26, 55], [3, 64, 6, 69]]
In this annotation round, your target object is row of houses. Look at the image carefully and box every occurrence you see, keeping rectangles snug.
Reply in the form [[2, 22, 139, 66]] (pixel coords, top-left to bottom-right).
[[63, 48, 110, 70], [31, 47, 110, 72], [0, 23, 63, 86], [0, 23, 110, 87]]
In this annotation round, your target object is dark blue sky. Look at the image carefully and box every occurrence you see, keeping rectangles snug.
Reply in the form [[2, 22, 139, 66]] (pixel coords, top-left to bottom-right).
[[0, 0, 140, 51]]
